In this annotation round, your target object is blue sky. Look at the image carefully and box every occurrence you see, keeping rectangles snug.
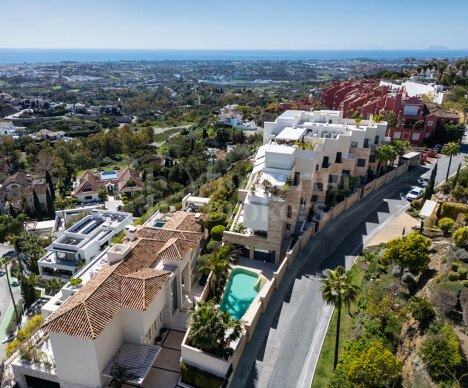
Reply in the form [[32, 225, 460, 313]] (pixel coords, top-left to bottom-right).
[[0, 0, 467, 50]]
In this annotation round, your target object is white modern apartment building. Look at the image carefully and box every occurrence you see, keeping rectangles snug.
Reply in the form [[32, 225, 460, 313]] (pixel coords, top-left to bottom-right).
[[224, 109, 388, 263], [12, 212, 204, 388], [38, 210, 133, 280]]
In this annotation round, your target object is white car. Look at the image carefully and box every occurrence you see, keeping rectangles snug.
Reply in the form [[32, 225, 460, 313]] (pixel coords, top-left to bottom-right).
[[406, 187, 424, 201]]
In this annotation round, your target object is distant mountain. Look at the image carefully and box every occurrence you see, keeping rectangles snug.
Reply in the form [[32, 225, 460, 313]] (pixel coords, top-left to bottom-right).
[[428, 45, 449, 50]]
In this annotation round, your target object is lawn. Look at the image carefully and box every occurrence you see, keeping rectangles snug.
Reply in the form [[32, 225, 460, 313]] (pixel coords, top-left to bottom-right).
[[311, 262, 364, 387]]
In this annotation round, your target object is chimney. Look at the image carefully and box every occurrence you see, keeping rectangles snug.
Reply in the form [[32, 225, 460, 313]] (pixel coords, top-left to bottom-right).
[[125, 225, 137, 241], [107, 244, 131, 265]]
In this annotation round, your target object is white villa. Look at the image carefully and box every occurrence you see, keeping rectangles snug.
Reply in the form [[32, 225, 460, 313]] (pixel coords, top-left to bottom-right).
[[224, 109, 388, 263], [219, 104, 257, 130], [38, 210, 133, 280], [12, 212, 205, 388]]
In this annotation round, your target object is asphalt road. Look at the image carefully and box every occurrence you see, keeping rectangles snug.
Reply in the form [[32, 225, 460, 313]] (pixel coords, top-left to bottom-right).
[[231, 143, 467, 388]]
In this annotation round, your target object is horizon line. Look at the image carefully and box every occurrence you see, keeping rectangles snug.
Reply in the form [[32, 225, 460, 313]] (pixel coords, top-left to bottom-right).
[[0, 47, 467, 51]]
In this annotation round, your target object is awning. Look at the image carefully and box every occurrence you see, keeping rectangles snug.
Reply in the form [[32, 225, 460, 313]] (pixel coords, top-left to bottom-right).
[[102, 342, 161, 385]]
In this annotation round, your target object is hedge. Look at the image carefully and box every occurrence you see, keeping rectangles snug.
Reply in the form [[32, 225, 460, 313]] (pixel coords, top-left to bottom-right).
[[439, 202, 468, 221], [211, 225, 226, 241], [180, 362, 225, 388]]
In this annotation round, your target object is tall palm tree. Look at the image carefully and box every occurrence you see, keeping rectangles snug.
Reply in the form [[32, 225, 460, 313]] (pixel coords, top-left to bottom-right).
[[199, 245, 232, 298], [375, 144, 396, 175], [442, 142, 460, 181], [188, 300, 242, 358], [0, 258, 21, 330], [391, 140, 410, 166], [321, 266, 360, 370]]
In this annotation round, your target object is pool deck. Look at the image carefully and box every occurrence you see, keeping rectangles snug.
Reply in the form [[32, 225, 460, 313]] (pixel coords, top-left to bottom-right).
[[236, 257, 278, 280]]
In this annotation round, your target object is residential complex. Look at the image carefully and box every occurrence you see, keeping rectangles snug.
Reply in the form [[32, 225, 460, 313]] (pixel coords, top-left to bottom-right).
[[12, 212, 204, 388], [219, 104, 257, 130], [0, 171, 52, 215], [72, 167, 144, 203], [38, 210, 133, 280], [224, 109, 387, 263], [320, 79, 459, 145]]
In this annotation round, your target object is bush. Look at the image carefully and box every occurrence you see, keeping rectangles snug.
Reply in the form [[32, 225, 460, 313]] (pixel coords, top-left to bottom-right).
[[451, 262, 460, 271], [206, 240, 221, 253], [440, 202, 468, 221], [420, 325, 462, 383], [448, 271, 461, 281], [438, 217, 455, 234], [411, 199, 423, 210], [458, 266, 468, 280], [180, 362, 224, 388], [210, 225, 226, 241], [206, 212, 227, 230], [453, 227, 468, 248], [410, 297, 435, 323]]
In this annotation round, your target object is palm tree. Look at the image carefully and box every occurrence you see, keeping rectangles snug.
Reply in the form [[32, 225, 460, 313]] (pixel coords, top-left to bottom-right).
[[320, 266, 360, 370], [391, 140, 410, 166], [375, 144, 396, 175], [45, 279, 63, 295], [199, 245, 232, 299], [354, 117, 362, 128], [442, 142, 460, 181], [188, 300, 242, 358], [0, 258, 21, 330], [262, 179, 272, 194]]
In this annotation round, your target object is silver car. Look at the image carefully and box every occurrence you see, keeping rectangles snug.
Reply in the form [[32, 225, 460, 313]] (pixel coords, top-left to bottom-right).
[[406, 187, 424, 201]]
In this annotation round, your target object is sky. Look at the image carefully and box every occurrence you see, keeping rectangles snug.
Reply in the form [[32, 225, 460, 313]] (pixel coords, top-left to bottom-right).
[[0, 0, 467, 50]]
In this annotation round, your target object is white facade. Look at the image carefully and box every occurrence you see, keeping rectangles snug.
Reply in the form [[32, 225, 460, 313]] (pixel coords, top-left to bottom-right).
[[38, 210, 133, 280]]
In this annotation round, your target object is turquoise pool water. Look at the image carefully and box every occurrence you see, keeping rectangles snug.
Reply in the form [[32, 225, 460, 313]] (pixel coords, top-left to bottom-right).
[[154, 220, 166, 228], [220, 268, 259, 320], [101, 171, 117, 180]]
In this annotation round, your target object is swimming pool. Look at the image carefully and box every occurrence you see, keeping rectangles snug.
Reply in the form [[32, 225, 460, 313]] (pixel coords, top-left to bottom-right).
[[154, 220, 166, 228], [101, 171, 117, 180], [220, 267, 259, 320]]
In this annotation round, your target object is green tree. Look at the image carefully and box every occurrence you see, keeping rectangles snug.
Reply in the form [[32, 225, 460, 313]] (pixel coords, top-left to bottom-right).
[[383, 111, 397, 128], [45, 189, 55, 219], [188, 300, 242, 358], [199, 245, 236, 298], [410, 297, 435, 324], [453, 162, 461, 187], [442, 142, 460, 181], [0, 257, 21, 330], [420, 325, 462, 383], [320, 266, 360, 370], [210, 225, 225, 241], [453, 226, 468, 248], [438, 217, 455, 235], [32, 189, 43, 221], [423, 163, 438, 201], [45, 170, 55, 201], [375, 144, 397, 175], [98, 188, 108, 202], [340, 340, 403, 386], [391, 140, 410, 165], [381, 232, 430, 276]]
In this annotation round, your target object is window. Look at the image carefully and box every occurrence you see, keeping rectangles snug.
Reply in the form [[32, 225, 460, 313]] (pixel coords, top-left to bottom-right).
[[315, 164, 319, 171], [286, 223, 291, 230], [363, 138, 369, 148], [328, 119, 333, 124], [374, 135, 379, 144], [83, 187, 93, 192], [322, 156, 329, 168], [351, 141, 358, 147], [315, 183, 323, 191], [294, 172, 300, 186], [335, 152, 342, 163], [427, 120, 433, 126], [287, 205, 292, 218], [369, 155, 376, 163], [357, 159, 366, 167], [311, 195, 318, 202], [84, 195, 93, 200], [342, 169, 351, 176], [412, 133, 420, 141], [328, 175, 338, 183]]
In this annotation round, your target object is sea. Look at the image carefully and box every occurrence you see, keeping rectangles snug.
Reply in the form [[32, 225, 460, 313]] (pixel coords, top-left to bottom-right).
[[0, 49, 467, 64]]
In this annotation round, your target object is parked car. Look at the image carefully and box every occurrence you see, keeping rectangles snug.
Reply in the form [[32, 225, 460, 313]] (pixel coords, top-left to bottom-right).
[[406, 187, 424, 201], [11, 280, 19, 287], [417, 178, 429, 187]]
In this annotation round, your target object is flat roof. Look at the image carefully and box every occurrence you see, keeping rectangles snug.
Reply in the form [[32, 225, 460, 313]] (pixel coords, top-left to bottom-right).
[[278, 110, 305, 118], [402, 152, 421, 159], [420, 200, 438, 218], [266, 144, 296, 155], [276, 127, 306, 141]]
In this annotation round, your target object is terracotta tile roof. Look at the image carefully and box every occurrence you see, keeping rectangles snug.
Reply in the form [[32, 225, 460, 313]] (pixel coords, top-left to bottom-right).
[[43, 226, 203, 339], [162, 211, 205, 232], [2, 172, 31, 187], [72, 171, 103, 196]]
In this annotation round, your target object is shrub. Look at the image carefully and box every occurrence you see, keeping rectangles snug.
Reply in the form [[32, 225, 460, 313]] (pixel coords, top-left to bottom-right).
[[210, 225, 226, 241], [451, 262, 460, 271], [420, 325, 462, 382], [453, 227, 468, 248], [5, 314, 44, 357], [410, 297, 435, 323], [206, 212, 227, 230], [411, 199, 423, 210], [180, 362, 224, 388], [448, 271, 461, 281], [440, 202, 468, 221], [438, 217, 455, 234], [206, 240, 221, 253], [458, 266, 468, 280]]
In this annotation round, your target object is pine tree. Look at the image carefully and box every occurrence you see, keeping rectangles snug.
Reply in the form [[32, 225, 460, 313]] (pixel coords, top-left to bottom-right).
[[46, 188, 55, 218], [33, 189, 43, 221], [423, 163, 438, 201], [45, 170, 55, 200]]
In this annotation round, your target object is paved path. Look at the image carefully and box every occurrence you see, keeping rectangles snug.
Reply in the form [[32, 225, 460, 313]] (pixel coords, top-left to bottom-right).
[[231, 142, 468, 388]]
